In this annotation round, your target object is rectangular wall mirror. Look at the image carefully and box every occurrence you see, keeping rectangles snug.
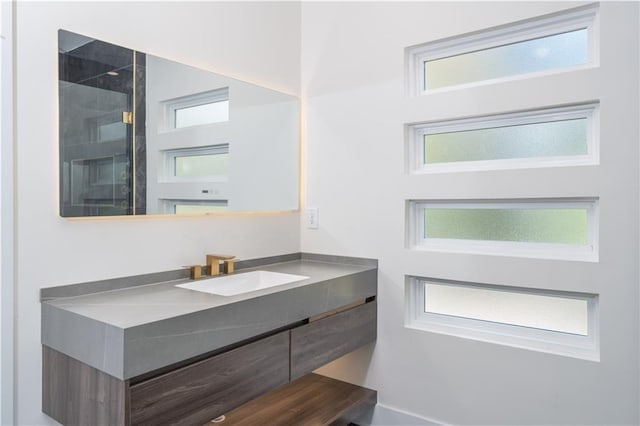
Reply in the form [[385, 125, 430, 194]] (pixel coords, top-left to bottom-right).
[[58, 29, 299, 217]]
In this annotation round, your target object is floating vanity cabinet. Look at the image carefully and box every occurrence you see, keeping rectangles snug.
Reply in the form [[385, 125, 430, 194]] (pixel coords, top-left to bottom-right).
[[41, 254, 379, 425], [129, 331, 290, 425], [43, 301, 377, 426], [291, 300, 377, 380]]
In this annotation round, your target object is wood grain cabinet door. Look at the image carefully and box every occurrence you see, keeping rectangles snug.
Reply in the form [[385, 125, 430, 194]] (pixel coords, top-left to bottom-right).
[[42, 346, 128, 426], [129, 331, 290, 426], [290, 300, 377, 380]]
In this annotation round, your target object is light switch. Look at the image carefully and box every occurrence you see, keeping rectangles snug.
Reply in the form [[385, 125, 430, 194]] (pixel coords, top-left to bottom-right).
[[306, 208, 319, 229]]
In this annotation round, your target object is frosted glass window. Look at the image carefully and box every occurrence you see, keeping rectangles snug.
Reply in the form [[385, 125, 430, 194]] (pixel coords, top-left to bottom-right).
[[425, 29, 588, 90], [424, 118, 587, 164], [406, 276, 599, 359], [174, 100, 229, 128], [409, 104, 598, 172], [175, 152, 229, 177], [424, 207, 588, 244], [424, 282, 589, 335]]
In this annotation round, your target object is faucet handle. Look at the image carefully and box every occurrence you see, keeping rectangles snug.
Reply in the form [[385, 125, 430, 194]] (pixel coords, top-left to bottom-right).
[[223, 258, 235, 274], [186, 265, 202, 280]]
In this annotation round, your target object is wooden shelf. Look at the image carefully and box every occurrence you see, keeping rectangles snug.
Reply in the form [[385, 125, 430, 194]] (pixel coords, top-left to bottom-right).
[[215, 373, 376, 426]]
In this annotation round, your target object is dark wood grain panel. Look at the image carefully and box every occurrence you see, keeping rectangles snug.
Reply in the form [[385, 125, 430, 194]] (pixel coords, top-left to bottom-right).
[[220, 373, 376, 426], [129, 331, 289, 425], [42, 345, 128, 426], [291, 300, 377, 380]]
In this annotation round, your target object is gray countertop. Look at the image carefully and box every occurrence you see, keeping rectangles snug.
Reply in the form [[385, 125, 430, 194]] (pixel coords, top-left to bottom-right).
[[41, 253, 378, 380]]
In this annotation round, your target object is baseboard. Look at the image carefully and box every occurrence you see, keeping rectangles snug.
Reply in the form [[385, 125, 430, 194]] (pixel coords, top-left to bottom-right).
[[366, 403, 442, 426]]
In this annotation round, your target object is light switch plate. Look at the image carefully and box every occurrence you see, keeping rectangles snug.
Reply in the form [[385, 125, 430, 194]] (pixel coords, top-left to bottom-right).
[[306, 208, 319, 229]]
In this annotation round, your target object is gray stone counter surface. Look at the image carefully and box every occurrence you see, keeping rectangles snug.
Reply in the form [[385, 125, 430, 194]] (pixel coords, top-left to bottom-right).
[[41, 253, 377, 380]]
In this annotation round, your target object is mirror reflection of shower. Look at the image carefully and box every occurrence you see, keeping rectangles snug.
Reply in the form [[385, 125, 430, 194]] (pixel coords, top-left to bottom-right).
[[59, 30, 137, 216]]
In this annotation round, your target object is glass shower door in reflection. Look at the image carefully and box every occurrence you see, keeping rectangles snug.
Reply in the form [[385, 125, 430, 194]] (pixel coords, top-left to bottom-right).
[[59, 30, 135, 216]]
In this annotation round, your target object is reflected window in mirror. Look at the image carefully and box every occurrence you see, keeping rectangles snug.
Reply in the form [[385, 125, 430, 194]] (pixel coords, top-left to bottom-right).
[[165, 88, 230, 129], [162, 200, 228, 215], [165, 145, 229, 181], [175, 100, 229, 128]]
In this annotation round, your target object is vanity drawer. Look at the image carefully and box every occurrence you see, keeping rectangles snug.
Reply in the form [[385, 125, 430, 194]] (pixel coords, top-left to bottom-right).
[[290, 300, 377, 380], [129, 331, 290, 426]]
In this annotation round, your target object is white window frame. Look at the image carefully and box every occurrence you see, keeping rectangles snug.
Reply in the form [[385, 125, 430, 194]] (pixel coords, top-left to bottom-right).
[[406, 3, 599, 95], [405, 276, 599, 361], [407, 103, 599, 174], [163, 144, 229, 183], [163, 87, 229, 130], [407, 198, 599, 261]]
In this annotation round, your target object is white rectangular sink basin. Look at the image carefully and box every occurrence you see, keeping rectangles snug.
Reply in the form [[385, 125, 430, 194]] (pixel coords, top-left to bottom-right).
[[175, 270, 310, 296]]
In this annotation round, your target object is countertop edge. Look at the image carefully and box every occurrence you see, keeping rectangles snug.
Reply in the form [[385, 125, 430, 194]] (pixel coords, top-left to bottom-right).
[[42, 303, 125, 379]]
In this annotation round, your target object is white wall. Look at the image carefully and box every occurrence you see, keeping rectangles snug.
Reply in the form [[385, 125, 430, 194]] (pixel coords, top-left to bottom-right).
[[14, 2, 300, 425], [302, 2, 639, 424], [1, 0, 14, 423]]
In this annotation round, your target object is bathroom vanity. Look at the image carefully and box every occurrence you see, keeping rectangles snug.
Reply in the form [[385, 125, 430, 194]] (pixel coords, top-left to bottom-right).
[[41, 253, 378, 425]]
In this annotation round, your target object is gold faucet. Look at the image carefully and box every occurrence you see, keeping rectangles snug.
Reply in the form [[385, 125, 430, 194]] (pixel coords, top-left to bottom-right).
[[189, 254, 236, 280], [206, 254, 236, 275]]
